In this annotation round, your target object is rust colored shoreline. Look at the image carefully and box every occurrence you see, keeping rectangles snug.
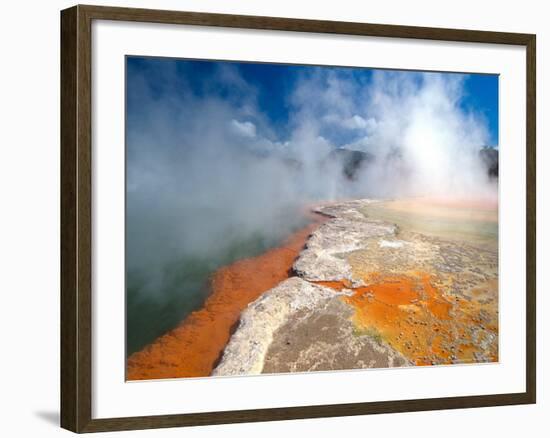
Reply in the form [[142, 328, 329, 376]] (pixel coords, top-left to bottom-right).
[[126, 212, 327, 381]]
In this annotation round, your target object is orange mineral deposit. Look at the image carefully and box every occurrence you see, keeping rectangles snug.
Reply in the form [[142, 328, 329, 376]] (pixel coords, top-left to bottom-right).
[[126, 214, 327, 380]]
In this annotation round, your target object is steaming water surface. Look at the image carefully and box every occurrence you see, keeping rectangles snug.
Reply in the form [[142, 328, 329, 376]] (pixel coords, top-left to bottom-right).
[[362, 198, 498, 249], [126, 208, 309, 356]]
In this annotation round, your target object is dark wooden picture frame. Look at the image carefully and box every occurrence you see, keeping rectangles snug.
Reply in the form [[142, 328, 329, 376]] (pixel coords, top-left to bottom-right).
[[61, 4, 536, 433]]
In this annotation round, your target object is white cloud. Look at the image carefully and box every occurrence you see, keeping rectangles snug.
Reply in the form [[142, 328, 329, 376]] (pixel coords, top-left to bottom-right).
[[322, 114, 377, 133], [342, 115, 377, 132], [230, 119, 256, 138], [340, 136, 372, 153]]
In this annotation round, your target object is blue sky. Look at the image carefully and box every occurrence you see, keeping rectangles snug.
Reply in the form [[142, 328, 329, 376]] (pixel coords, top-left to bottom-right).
[[127, 56, 499, 151], [460, 74, 499, 146]]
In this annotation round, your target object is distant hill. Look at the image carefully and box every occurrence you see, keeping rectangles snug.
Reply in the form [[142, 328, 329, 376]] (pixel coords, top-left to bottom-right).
[[328, 148, 375, 180], [268, 146, 497, 181], [479, 147, 498, 178]]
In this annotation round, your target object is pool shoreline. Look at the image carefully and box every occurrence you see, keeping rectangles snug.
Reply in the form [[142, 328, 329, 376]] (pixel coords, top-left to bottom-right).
[[126, 211, 328, 380]]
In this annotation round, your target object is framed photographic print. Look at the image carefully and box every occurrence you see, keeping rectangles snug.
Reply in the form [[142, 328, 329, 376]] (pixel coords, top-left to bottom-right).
[[60, 4, 536, 433]]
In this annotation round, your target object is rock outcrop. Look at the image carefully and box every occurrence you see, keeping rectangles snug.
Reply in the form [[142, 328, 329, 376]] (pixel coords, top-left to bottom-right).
[[213, 200, 414, 376], [293, 200, 395, 285], [214, 198, 499, 375], [212, 278, 344, 376], [213, 276, 409, 376]]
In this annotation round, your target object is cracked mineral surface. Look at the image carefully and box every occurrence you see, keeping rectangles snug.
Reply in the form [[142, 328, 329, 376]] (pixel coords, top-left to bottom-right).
[[214, 198, 498, 375], [214, 277, 410, 376]]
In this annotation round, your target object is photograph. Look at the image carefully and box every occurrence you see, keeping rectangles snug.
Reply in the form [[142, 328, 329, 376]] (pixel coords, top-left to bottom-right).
[[124, 56, 499, 381], [0, 0, 542, 434]]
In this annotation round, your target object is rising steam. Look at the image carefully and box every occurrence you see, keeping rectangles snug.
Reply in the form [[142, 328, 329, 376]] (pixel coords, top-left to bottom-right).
[[126, 59, 497, 301]]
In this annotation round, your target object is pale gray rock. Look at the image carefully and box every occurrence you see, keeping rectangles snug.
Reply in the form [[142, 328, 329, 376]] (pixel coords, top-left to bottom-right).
[[293, 200, 395, 284], [212, 277, 340, 376], [214, 199, 411, 377]]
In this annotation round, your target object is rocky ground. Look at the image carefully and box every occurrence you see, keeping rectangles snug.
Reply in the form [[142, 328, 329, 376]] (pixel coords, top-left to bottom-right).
[[213, 199, 498, 375], [213, 277, 409, 376]]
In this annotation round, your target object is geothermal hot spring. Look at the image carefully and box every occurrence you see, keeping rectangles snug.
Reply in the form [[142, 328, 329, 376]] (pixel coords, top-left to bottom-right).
[[126, 203, 314, 378], [126, 194, 498, 380], [125, 62, 499, 379]]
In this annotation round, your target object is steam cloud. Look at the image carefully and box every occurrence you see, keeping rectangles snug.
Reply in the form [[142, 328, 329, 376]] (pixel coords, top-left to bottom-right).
[[126, 60, 497, 299]]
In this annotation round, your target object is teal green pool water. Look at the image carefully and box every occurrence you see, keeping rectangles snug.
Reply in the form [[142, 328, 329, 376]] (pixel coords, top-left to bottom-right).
[[126, 218, 308, 356]]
